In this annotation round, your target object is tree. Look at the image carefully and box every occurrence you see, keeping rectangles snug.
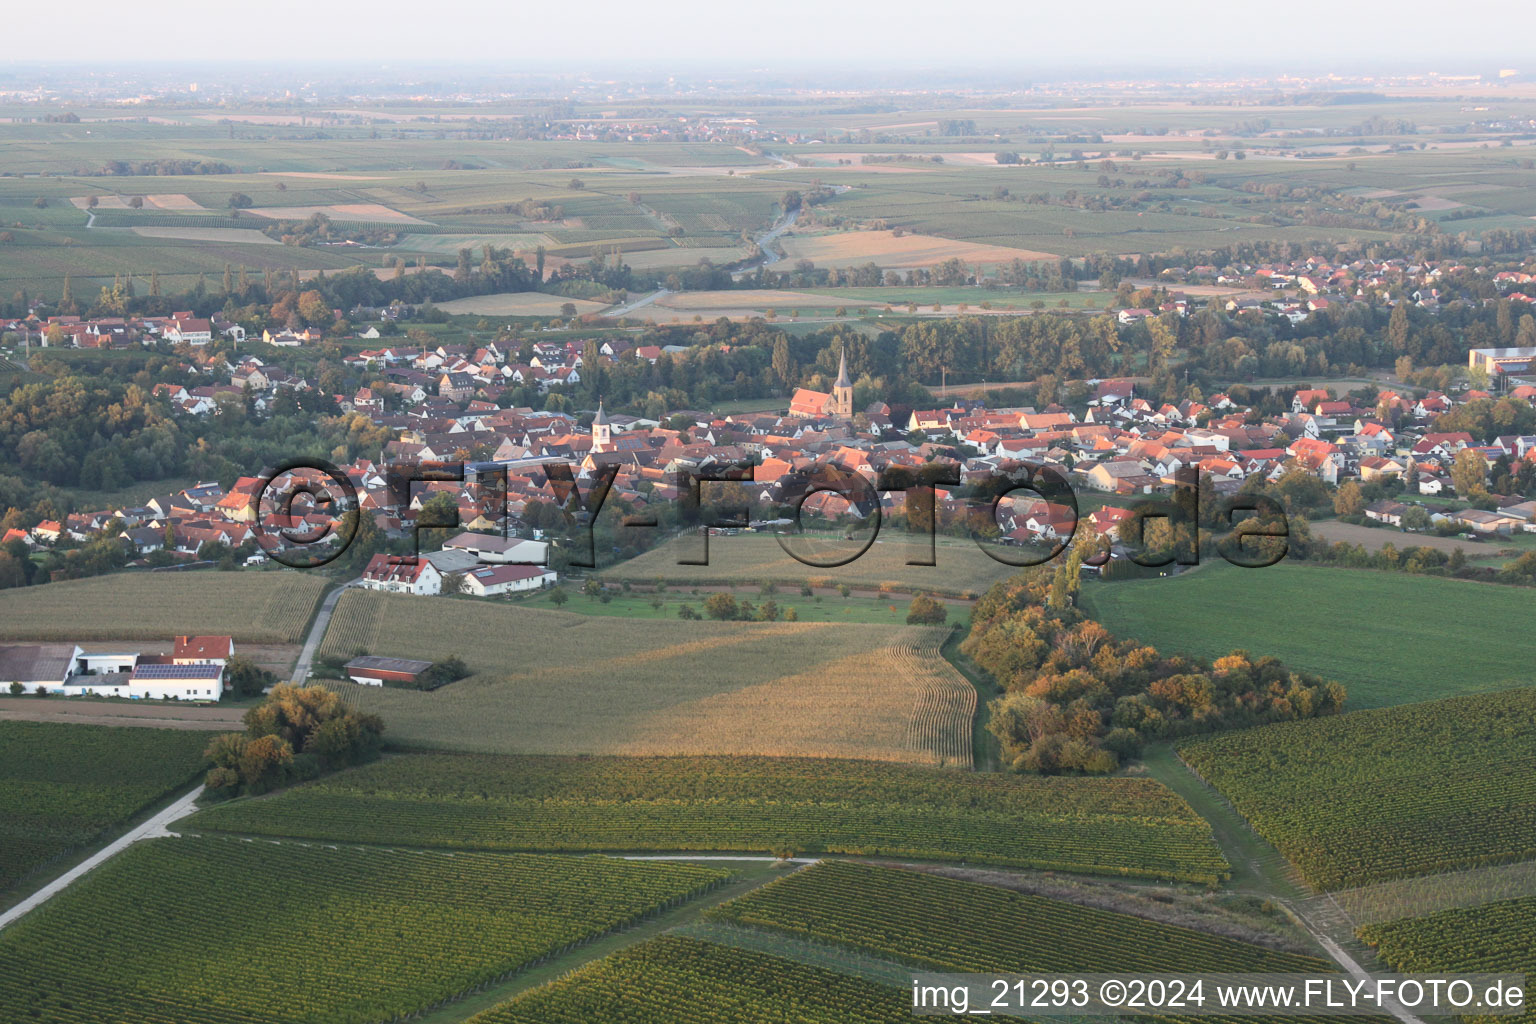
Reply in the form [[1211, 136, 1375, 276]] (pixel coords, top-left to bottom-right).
[[677, 603, 700, 620], [1451, 448, 1487, 497], [548, 587, 569, 607], [227, 192, 253, 209], [441, 571, 467, 596], [224, 655, 276, 698], [8, 681, 22, 695], [1333, 480, 1366, 517], [703, 593, 739, 620], [906, 593, 948, 625], [1401, 504, 1431, 531], [582, 578, 602, 600]]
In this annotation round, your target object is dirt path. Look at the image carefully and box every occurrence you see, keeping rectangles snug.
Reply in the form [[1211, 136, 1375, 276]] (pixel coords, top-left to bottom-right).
[[287, 579, 356, 685], [0, 785, 204, 931]]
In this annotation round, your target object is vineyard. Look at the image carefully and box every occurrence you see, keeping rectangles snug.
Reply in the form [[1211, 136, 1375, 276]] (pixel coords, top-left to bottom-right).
[[0, 571, 327, 644], [1360, 896, 1536, 1024], [467, 935, 911, 1024], [318, 591, 972, 764], [0, 836, 729, 1024], [707, 861, 1328, 973], [0, 721, 208, 894], [1179, 689, 1536, 889], [185, 752, 1231, 883]]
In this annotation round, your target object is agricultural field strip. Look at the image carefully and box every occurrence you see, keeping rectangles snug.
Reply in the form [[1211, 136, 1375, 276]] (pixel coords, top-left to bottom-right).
[[186, 752, 1231, 883], [1179, 689, 1536, 891], [0, 835, 730, 1024], [706, 861, 1329, 976], [1360, 897, 1536, 1024], [0, 721, 209, 896], [1323, 860, 1536, 928], [0, 571, 327, 644], [316, 591, 970, 765], [467, 934, 914, 1024]]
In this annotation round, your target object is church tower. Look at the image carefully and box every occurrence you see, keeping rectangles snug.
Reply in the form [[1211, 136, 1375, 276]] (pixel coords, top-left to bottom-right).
[[833, 344, 854, 419], [592, 399, 613, 452]]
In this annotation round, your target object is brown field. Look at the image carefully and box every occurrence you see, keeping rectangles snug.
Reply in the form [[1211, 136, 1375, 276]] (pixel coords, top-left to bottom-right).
[[71, 193, 205, 211], [0, 701, 243, 731], [244, 203, 428, 225], [1309, 519, 1476, 555], [0, 571, 328, 644], [316, 590, 974, 765], [129, 227, 280, 245], [604, 532, 1021, 597], [781, 230, 1055, 268], [434, 292, 611, 316]]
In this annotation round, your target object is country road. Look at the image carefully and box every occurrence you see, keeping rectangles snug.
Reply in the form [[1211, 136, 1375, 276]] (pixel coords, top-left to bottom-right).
[[0, 785, 205, 932], [287, 578, 358, 685], [605, 287, 670, 318]]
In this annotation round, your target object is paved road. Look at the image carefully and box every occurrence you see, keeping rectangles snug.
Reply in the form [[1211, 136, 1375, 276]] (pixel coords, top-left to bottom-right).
[[0, 785, 205, 932], [288, 579, 358, 685], [605, 288, 670, 318]]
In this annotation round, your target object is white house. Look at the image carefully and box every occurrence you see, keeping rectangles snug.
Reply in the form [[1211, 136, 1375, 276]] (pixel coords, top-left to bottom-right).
[[360, 553, 443, 595], [462, 563, 556, 597], [440, 533, 549, 565]]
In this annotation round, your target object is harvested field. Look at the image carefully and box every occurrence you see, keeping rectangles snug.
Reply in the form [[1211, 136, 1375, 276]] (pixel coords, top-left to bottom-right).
[[71, 194, 205, 211], [654, 289, 848, 311], [0, 571, 328, 645], [622, 245, 750, 269], [603, 533, 1019, 597], [129, 227, 280, 245], [780, 230, 1054, 268], [434, 292, 610, 316], [316, 590, 974, 764], [257, 171, 388, 180], [244, 203, 428, 224], [1309, 520, 1474, 555], [0, 702, 242, 731]]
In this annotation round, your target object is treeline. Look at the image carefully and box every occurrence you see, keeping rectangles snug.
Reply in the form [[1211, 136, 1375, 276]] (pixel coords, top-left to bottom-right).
[[964, 569, 1346, 774], [97, 159, 236, 176]]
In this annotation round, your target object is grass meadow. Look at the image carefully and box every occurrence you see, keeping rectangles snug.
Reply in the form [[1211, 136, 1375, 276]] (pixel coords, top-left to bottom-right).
[[1080, 562, 1536, 709]]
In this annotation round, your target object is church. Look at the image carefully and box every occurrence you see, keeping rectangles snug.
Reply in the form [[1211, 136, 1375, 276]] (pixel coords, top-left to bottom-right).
[[788, 345, 854, 419]]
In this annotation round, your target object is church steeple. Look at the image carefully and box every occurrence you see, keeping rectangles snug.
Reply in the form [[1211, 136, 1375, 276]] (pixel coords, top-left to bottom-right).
[[832, 343, 853, 418], [592, 400, 612, 452]]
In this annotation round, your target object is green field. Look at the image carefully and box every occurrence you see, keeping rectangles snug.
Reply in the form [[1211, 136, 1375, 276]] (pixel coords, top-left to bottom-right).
[[317, 590, 973, 763], [0, 836, 727, 1024], [0, 721, 208, 896], [468, 934, 910, 1024], [187, 751, 1231, 883], [1082, 562, 1536, 708], [603, 533, 1022, 598], [517, 586, 954, 624], [0, 570, 327, 644], [1180, 690, 1536, 890], [707, 861, 1327, 973], [1360, 897, 1536, 1024]]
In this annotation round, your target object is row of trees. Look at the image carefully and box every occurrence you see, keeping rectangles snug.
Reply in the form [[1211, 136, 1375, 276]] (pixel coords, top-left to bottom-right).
[[965, 569, 1346, 774]]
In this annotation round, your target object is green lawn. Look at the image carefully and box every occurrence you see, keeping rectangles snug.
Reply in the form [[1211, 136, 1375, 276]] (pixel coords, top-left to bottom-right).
[[1080, 562, 1535, 709], [516, 588, 950, 625]]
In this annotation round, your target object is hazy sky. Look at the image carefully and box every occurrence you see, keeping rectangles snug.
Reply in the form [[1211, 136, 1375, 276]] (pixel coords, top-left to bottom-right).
[[11, 0, 1526, 70]]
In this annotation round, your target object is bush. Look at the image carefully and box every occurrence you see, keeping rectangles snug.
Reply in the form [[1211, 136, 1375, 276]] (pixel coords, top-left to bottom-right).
[[906, 593, 948, 625]]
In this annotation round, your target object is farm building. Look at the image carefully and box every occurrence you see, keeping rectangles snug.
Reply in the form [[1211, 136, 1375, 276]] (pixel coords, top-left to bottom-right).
[[124, 662, 225, 701], [440, 533, 549, 565], [0, 644, 81, 693], [173, 635, 234, 664], [462, 564, 557, 597], [344, 655, 433, 687]]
